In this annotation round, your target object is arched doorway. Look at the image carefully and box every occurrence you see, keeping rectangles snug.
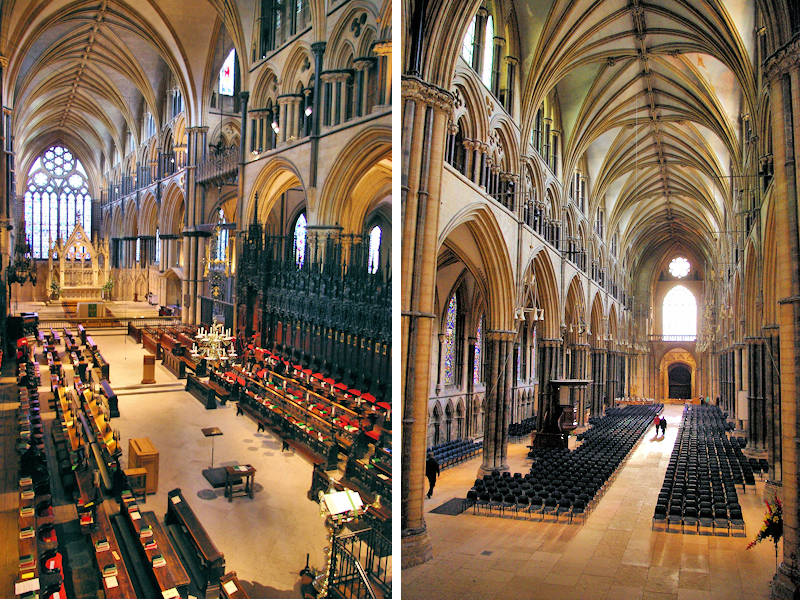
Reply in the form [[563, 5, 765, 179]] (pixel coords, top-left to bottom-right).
[[659, 348, 697, 401], [668, 363, 692, 398]]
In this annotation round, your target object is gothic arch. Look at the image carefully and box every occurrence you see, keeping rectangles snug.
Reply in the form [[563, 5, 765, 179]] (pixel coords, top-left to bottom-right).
[[451, 72, 489, 142], [521, 248, 560, 339], [160, 182, 185, 235], [438, 204, 516, 332], [139, 193, 158, 237], [279, 43, 314, 95], [246, 157, 306, 225], [316, 125, 390, 231]]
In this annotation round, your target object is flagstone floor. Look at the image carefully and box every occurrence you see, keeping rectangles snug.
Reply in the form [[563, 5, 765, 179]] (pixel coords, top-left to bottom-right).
[[403, 404, 778, 600]]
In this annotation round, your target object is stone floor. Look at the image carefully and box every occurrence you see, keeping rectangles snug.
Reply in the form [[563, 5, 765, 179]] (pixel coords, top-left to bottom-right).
[[403, 404, 779, 600], [45, 330, 329, 597]]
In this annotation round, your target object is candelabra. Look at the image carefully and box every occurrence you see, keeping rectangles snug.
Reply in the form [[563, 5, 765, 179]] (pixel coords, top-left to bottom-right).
[[190, 318, 237, 363]]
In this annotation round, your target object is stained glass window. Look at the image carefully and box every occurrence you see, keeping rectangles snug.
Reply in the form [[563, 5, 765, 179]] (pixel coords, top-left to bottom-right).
[[155, 228, 161, 264], [443, 294, 458, 385], [24, 145, 92, 258], [219, 49, 236, 96], [482, 15, 494, 89], [135, 237, 141, 263], [367, 225, 381, 274], [461, 17, 476, 63], [294, 212, 307, 268], [473, 314, 483, 385], [216, 208, 229, 261], [668, 256, 690, 278]]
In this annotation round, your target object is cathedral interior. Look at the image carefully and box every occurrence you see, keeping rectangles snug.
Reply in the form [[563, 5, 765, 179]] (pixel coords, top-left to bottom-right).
[[401, 1, 800, 599], [0, 0, 391, 598]]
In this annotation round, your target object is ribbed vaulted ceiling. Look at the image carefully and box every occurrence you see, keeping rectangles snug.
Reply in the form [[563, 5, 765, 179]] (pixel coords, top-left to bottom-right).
[[518, 0, 757, 274], [1, 0, 244, 185]]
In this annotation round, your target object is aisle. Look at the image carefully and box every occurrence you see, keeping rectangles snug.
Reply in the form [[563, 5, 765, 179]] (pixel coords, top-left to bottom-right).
[[404, 404, 777, 600]]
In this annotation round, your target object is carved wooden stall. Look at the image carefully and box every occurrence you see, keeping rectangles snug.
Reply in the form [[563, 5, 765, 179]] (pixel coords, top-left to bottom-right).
[[236, 220, 391, 398]]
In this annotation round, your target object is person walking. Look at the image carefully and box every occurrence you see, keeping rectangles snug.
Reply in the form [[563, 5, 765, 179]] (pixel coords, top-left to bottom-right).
[[653, 414, 661, 436], [425, 452, 440, 499], [660, 416, 667, 436]]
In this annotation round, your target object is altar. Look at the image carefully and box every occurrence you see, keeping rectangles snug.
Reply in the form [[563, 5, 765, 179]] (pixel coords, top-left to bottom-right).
[[47, 224, 110, 302]]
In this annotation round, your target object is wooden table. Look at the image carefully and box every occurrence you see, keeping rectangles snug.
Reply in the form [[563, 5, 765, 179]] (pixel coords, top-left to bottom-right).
[[224, 465, 256, 502]]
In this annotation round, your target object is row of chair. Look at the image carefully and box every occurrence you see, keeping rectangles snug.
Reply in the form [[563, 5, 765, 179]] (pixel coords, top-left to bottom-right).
[[464, 404, 663, 523], [508, 417, 537, 438], [428, 439, 482, 470], [652, 405, 749, 536]]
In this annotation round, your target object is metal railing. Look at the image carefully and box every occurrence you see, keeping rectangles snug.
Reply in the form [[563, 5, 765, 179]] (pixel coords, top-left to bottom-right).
[[328, 528, 391, 598], [38, 316, 181, 330], [197, 145, 240, 184], [648, 334, 697, 342]]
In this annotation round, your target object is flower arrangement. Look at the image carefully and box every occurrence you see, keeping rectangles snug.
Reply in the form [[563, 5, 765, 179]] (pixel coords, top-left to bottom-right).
[[748, 497, 783, 570]]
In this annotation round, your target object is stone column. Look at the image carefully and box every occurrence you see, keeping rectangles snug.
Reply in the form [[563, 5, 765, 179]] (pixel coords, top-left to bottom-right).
[[309, 41, 325, 186], [535, 338, 562, 432], [466, 336, 477, 437], [764, 326, 783, 485], [353, 57, 375, 116], [767, 39, 800, 599], [400, 76, 452, 568], [480, 331, 515, 474], [373, 41, 392, 107]]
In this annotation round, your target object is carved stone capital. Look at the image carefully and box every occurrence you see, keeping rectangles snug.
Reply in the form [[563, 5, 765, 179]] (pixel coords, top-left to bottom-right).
[[486, 329, 516, 342], [764, 36, 800, 83], [372, 41, 391, 57], [401, 76, 455, 114]]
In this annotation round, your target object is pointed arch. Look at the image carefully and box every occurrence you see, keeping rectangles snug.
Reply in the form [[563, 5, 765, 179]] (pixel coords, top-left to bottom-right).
[[438, 204, 516, 332]]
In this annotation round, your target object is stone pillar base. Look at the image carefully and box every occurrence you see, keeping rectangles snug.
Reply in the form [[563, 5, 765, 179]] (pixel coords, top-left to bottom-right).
[[743, 447, 769, 459], [764, 480, 783, 504], [402, 527, 433, 569], [771, 562, 797, 599], [478, 463, 509, 477]]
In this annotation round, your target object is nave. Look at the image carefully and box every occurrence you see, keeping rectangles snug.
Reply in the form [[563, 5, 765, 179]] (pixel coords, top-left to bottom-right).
[[405, 404, 776, 600]]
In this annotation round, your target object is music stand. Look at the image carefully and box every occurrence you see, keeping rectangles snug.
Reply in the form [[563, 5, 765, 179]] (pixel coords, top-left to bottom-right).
[[201, 426, 223, 467]]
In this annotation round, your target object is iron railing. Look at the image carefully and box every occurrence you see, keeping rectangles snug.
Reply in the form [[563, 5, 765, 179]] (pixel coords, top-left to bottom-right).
[[38, 316, 181, 331], [328, 528, 390, 598], [197, 145, 240, 184], [649, 334, 697, 342]]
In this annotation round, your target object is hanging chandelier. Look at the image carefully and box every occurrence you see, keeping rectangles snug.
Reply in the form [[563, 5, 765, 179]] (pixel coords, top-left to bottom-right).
[[7, 226, 37, 287], [191, 318, 237, 363]]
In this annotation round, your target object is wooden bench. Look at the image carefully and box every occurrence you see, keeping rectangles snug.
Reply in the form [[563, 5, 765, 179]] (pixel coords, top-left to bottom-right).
[[185, 374, 216, 409], [122, 507, 190, 598], [91, 503, 137, 598], [100, 380, 119, 418], [164, 489, 226, 597], [77, 324, 86, 344], [127, 322, 142, 343], [206, 379, 230, 406], [163, 350, 187, 379], [142, 331, 160, 359], [93, 350, 110, 381], [85, 335, 98, 351]]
